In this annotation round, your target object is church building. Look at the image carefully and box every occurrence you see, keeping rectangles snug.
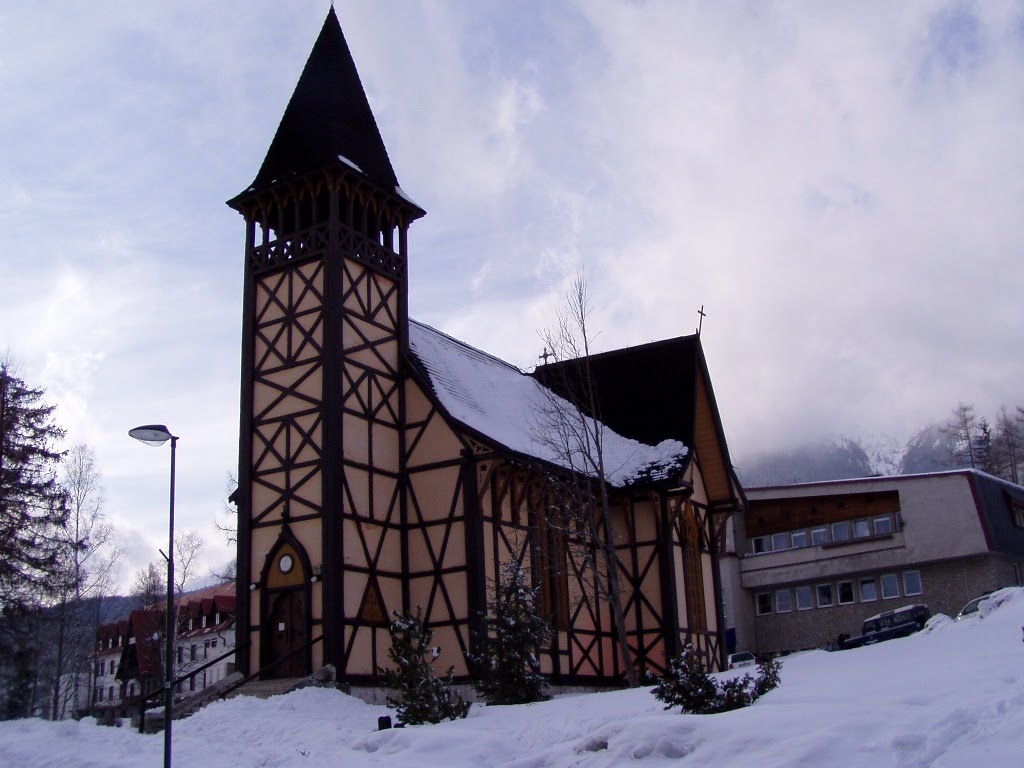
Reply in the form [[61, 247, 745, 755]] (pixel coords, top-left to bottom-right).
[[230, 8, 744, 688]]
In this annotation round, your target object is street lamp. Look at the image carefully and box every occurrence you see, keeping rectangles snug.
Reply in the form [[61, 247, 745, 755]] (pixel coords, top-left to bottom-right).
[[129, 424, 177, 768]]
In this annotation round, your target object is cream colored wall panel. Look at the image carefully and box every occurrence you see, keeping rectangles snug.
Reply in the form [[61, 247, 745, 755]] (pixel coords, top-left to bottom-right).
[[345, 468, 370, 516], [371, 423, 400, 467], [342, 412, 369, 464]]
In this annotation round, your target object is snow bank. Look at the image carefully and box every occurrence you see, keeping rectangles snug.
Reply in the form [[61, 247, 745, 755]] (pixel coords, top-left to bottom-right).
[[3, 588, 1023, 767]]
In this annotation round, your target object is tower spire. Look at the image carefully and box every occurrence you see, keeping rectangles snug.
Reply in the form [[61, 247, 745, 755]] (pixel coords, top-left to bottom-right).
[[235, 7, 401, 200]]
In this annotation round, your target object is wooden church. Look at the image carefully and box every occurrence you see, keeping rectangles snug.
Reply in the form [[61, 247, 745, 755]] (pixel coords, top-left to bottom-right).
[[229, 8, 744, 688]]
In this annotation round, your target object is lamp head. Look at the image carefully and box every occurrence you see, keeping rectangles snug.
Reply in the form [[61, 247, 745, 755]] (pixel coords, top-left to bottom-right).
[[129, 424, 174, 446]]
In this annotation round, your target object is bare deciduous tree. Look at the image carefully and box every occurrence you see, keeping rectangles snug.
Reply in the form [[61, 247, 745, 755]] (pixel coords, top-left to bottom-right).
[[50, 444, 120, 719], [993, 407, 1023, 484], [173, 530, 205, 597], [536, 276, 639, 687], [941, 402, 978, 469]]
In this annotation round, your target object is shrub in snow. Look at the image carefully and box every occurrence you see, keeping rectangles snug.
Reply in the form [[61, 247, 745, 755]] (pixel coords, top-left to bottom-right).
[[471, 561, 552, 705], [379, 608, 470, 725], [753, 655, 781, 698], [652, 644, 781, 715]]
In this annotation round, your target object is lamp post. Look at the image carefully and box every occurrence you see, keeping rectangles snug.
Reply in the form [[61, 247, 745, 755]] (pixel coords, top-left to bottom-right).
[[129, 424, 177, 768]]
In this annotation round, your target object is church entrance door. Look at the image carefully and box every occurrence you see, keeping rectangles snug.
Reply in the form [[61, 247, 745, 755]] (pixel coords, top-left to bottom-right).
[[266, 588, 308, 678]]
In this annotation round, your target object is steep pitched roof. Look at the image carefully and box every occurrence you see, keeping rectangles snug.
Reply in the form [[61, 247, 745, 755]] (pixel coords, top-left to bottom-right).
[[535, 335, 744, 506], [534, 336, 700, 447], [407, 320, 687, 488], [241, 7, 399, 196]]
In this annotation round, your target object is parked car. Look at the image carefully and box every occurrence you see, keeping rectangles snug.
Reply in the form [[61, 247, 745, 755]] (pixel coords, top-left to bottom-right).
[[839, 604, 931, 650], [955, 592, 993, 621], [727, 651, 757, 669]]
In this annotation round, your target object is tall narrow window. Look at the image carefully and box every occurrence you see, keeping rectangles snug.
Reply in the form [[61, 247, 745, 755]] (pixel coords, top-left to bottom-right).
[[530, 506, 569, 630], [682, 506, 707, 632]]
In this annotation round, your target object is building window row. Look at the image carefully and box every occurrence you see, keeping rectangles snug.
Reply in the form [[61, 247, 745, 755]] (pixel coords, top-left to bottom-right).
[[756, 569, 923, 616], [750, 513, 898, 556]]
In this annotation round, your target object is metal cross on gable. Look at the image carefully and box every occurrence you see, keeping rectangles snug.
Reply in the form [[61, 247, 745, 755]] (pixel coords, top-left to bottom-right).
[[539, 347, 554, 365], [697, 305, 707, 335]]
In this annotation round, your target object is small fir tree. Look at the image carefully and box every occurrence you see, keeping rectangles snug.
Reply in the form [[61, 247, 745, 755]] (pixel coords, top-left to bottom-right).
[[752, 655, 781, 698], [380, 608, 469, 725], [652, 644, 781, 715], [652, 644, 718, 714], [472, 561, 552, 705]]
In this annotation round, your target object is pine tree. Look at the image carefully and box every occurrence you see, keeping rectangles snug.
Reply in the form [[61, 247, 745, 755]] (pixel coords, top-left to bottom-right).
[[472, 561, 552, 705], [652, 644, 719, 714], [973, 418, 993, 475], [380, 608, 469, 725], [0, 358, 68, 614], [652, 643, 782, 715]]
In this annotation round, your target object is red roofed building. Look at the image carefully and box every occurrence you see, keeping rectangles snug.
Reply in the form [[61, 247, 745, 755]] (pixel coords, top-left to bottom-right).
[[93, 583, 236, 717]]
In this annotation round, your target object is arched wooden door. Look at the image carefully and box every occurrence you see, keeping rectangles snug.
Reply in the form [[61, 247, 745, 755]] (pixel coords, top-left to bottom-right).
[[267, 589, 308, 678], [261, 538, 311, 679]]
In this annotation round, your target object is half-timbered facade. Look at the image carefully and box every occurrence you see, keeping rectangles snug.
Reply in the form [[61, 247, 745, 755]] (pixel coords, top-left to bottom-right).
[[231, 9, 744, 688]]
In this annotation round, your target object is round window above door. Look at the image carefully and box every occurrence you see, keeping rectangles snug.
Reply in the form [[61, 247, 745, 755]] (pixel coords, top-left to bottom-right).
[[278, 554, 294, 574]]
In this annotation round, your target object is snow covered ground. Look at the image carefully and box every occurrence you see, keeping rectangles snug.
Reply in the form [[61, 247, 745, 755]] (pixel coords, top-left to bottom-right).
[[3, 588, 1023, 768]]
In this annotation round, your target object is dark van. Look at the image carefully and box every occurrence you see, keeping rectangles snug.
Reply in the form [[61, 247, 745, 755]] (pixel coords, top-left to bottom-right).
[[840, 604, 930, 650]]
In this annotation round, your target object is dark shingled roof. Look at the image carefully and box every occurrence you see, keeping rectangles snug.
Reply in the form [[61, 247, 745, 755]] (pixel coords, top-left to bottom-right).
[[533, 335, 700, 449], [243, 7, 399, 195]]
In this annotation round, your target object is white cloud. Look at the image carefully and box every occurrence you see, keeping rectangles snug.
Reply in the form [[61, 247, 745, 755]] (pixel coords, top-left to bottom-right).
[[2, 1, 1023, 595]]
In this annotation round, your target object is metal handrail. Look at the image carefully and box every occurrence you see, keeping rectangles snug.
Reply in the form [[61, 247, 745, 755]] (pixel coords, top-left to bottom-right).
[[137, 643, 247, 733], [217, 634, 324, 700]]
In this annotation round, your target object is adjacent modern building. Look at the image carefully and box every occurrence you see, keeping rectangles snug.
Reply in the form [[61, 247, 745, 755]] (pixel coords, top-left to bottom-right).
[[723, 470, 1024, 654]]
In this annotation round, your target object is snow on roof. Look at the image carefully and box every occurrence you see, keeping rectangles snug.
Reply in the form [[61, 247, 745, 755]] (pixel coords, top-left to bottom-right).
[[408, 320, 687, 488]]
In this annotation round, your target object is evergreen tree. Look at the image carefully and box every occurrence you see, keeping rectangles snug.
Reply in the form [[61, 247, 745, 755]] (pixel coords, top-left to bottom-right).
[[0, 358, 68, 614], [380, 608, 469, 725], [652, 644, 719, 714], [472, 561, 552, 705], [753, 655, 781, 698], [973, 418, 993, 475], [652, 644, 781, 715]]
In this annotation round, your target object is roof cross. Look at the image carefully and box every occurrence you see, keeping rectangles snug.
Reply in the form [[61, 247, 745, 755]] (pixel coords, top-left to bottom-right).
[[696, 305, 707, 335], [539, 347, 554, 365]]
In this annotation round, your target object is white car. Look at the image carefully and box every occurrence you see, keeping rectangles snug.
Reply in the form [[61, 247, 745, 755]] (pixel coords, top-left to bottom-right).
[[955, 593, 992, 620], [727, 651, 757, 670]]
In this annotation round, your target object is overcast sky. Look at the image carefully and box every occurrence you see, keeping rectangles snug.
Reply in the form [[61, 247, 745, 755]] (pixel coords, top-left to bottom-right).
[[2, 1, 1022, 590]]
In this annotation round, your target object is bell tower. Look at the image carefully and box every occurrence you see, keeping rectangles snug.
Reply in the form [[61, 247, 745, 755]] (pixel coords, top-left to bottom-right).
[[229, 8, 424, 679]]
